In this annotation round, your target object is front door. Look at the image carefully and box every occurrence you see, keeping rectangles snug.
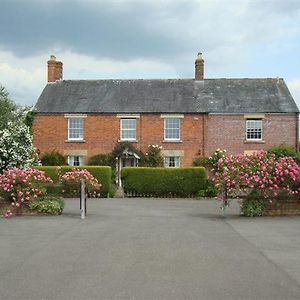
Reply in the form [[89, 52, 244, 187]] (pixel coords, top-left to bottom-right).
[[121, 157, 135, 168]]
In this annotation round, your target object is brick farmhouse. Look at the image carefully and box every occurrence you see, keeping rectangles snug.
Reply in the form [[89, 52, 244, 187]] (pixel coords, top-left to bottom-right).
[[33, 54, 299, 170]]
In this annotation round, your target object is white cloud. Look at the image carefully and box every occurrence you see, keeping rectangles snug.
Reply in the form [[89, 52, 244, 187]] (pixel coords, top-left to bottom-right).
[[1, 0, 300, 106], [0, 50, 177, 105], [0, 50, 45, 106], [287, 79, 300, 110]]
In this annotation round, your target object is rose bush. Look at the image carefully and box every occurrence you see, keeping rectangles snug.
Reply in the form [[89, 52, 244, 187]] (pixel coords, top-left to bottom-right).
[[209, 150, 300, 215], [0, 167, 53, 217], [60, 168, 101, 197]]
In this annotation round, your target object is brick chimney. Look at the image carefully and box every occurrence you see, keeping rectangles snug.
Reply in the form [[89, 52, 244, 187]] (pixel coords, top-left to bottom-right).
[[195, 52, 204, 81], [47, 55, 63, 82]]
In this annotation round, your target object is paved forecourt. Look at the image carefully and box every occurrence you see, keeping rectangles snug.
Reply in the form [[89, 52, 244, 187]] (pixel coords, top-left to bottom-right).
[[1, 198, 300, 299]]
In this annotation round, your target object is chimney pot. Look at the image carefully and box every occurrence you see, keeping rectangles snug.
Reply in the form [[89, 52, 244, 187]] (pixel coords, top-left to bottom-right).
[[47, 55, 63, 82], [195, 52, 204, 81]]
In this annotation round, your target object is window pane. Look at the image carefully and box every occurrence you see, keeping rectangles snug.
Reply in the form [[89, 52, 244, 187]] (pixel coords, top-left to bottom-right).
[[164, 156, 180, 168], [68, 155, 83, 166], [246, 120, 262, 140], [165, 118, 180, 139], [121, 119, 136, 140], [68, 118, 83, 140]]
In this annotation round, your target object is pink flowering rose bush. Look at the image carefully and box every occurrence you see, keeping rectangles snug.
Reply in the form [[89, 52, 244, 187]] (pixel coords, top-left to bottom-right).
[[0, 167, 53, 217], [210, 150, 300, 216], [60, 168, 101, 198]]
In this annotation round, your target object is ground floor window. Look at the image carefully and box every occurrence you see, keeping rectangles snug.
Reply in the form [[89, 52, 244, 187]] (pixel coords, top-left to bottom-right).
[[164, 156, 180, 168], [68, 155, 84, 166]]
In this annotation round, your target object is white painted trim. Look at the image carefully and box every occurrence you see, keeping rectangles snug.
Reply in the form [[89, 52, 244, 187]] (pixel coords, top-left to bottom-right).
[[164, 118, 180, 141], [161, 114, 184, 118], [117, 114, 140, 118], [120, 118, 136, 141], [245, 119, 263, 141], [67, 118, 84, 141]]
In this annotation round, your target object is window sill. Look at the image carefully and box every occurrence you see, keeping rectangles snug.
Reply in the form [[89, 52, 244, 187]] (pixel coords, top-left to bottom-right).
[[65, 140, 85, 143], [163, 140, 182, 143], [244, 140, 265, 144], [118, 140, 138, 143]]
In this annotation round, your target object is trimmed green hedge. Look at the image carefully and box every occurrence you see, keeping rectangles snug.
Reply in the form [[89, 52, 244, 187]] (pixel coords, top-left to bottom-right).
[[121, 167, 207, 197], [33, 166, 112, 196]]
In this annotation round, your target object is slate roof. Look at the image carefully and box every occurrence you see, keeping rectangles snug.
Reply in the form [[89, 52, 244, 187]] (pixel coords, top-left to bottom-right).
[[35, 78, 299, 114]]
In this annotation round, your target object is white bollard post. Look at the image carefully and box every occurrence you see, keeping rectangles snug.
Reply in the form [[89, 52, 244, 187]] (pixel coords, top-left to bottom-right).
[[80, 179, 86, 219]]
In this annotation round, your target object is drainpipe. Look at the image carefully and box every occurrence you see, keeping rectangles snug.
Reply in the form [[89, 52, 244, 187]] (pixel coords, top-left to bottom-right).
[[296, 112, 299, 152], [202, 114, 205, 156]]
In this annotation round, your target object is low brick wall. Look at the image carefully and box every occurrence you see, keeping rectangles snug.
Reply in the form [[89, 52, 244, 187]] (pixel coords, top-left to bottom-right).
[[264, 198, 300, 216]]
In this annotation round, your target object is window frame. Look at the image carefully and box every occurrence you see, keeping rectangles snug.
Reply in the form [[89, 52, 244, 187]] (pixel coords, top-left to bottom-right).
[[67, 155, 84, 166], [120, 118, 136, 141], [164, 156, 180, 168], [68, 117, 84, 141], [246, 119, 263, 141], [164, 118, 180, 141]]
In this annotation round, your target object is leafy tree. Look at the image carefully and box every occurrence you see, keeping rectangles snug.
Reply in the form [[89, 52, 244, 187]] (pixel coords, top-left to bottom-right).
[[0, 85, 19, 130], [143, 145, 164, 167], [0, 85, 40, 171], [24, 110, 36, 133], [0, 120, 40, 171]]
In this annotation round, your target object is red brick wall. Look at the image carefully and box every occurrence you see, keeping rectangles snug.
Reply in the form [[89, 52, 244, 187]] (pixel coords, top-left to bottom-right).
[[32, 113, 297, 165], [204, 113, 298, 156], [32, 113, 205, 166]]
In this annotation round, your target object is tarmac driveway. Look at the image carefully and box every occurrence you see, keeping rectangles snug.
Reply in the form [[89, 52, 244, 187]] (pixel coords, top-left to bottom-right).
[[1, 198, 300, 300]]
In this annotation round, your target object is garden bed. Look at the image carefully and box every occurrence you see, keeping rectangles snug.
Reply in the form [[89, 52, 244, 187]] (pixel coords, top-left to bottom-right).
[[241, 195, 300, 217], [264, 197, 300, 216], [0, 197, 64, 217]]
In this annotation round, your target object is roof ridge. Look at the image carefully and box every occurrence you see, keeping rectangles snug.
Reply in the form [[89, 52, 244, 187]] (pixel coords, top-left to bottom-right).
[[52, 77, 284, 83]]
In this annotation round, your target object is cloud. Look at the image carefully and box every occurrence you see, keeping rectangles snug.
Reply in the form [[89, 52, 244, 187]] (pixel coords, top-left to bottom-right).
[[0, 49, 177, 105], [1, 0, 300, 64], [0, 0, 300, 106], [287, 79, 300, 110]]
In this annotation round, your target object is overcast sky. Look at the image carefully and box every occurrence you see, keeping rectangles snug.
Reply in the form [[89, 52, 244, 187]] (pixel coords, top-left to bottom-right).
[[0, 0, 299, 110]]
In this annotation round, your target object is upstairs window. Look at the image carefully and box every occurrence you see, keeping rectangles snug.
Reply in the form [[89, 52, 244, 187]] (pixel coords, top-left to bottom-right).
[[121, 119, 136, 141], [164, 156, 180, 168], [164, 118, 180, 140], [68, 118, 83, 140], [68, 155, 83, 166], [246, 119, 262, 140]]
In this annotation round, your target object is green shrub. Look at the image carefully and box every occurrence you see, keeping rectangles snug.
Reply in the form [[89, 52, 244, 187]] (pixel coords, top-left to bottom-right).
[[33, 166, 62, 182], [121, 167, 207, 197], [60, 169, 101, 198], [43, 183, 63, 195], [198, 180, 218, 197], [33, 166, 112, 197], [40, 151, 67, 166], [193, 156, 209, 167], [27, 197, 64, 215], [267, 144, 300, 164], [88, 153, 113, 166], [240, 197, 266, 217], [143, 145, 164, 167]]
